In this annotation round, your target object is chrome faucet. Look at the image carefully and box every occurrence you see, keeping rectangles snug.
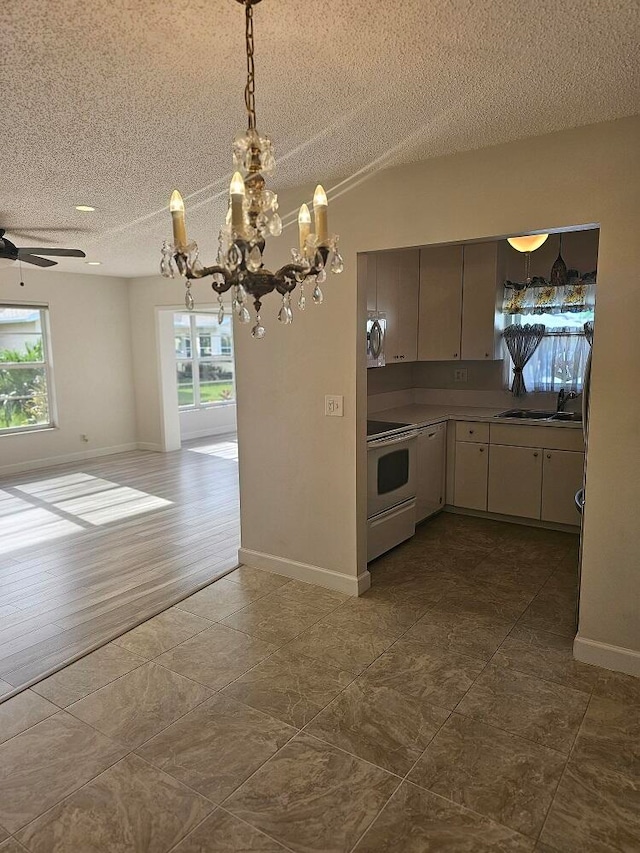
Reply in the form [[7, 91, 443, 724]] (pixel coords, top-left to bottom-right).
[[557, 388, 578, 412]]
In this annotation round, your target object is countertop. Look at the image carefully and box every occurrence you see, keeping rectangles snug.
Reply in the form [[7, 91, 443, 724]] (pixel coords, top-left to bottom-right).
[[372, 404, 583, 430]]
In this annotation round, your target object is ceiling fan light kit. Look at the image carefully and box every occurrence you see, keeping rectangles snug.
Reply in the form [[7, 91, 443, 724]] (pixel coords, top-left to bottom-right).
[[160, 0, 344, 338]]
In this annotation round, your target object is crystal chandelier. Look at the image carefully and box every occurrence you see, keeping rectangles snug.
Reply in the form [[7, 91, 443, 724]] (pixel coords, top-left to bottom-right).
[[160, 0, 344, 338]]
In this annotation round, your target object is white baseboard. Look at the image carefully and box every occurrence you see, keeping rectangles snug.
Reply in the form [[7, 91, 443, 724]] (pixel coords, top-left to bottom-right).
[[0, 443, 139, 476], [238, 547, 370, 596], [574, 634, 640, 678], [180, 426, 237, 441], [136, 442, 164, 452]]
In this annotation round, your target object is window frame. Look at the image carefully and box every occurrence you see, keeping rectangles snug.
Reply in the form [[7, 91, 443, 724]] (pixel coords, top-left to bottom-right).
[[174, 312, 236, 411], [0, 303, 56, 436]]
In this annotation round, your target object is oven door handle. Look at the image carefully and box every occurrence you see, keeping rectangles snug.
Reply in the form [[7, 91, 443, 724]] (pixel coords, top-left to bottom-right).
[[368, 430, 419, 448]]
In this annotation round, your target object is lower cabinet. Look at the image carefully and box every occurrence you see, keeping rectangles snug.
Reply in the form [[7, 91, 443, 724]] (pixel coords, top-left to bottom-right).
[[452, 429, 584, 526], [415, 424, 446, 522], [541, 450, 585, 525], [454, 441, 488, 511], [488, 444, 543, 518]]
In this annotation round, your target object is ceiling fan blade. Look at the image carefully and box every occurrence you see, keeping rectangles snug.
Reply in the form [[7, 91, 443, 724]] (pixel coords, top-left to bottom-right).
[[9, 227, 83, 237], [17, 247, 85, 258], [18, 254, 58, 268]]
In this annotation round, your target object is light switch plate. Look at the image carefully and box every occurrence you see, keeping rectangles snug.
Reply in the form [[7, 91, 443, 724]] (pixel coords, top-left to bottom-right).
[[454, 368, 468, 383], [325, 395, 344, 416]]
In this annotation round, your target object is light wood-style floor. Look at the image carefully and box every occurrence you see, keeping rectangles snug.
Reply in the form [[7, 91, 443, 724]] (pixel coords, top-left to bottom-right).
[[0, 435, 240, 700]]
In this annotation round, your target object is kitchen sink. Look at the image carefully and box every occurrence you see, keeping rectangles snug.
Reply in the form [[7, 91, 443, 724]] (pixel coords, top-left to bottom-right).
[[551, 411, 583, 422], [496, 409, 582, 423], [496, 409, 556, 419]]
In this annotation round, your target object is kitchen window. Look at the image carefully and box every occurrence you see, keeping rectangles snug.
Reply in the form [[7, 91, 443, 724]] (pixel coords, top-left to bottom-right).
[[0, 304, 55, 434], [503, 277, 595, 392], [174, 312, 236, 408]]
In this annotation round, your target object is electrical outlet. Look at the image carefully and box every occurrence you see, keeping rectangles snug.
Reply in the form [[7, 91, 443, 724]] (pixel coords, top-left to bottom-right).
[[81, 434, 89, 443], [325, 395, 344, 417], [454, 368, 468, 383]]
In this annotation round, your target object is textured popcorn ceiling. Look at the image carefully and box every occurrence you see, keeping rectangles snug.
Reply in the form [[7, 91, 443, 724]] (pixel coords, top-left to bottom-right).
[[2, 0, 639, 278]]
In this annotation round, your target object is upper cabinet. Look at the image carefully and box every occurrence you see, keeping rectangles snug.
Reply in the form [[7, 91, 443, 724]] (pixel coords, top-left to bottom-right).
[[461, 242, 504, 360], [418, 242, 503, 361], [369, 249, 420, 363], [418, 245, 463, 361]]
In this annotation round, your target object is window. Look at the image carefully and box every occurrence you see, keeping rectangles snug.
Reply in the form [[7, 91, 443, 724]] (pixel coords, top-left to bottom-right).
[[503, 280, 595, 393], [174, 312, 236, 408], [0, 305, 54, 434]]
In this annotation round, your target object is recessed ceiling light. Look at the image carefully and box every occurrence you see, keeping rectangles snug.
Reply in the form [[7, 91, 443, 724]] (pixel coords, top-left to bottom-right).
[[85, 261, 101, 266], [75, 205, 95, 212]]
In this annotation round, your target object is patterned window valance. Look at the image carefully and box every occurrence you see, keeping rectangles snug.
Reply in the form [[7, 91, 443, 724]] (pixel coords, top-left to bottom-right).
[[503, 270, 596, 316]]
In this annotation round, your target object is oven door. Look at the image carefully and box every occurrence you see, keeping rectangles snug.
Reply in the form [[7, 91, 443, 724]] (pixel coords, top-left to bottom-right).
[[367, 431, 418, 518]]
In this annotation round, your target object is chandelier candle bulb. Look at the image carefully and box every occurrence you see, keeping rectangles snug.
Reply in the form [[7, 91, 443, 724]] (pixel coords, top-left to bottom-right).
[[169, 190, 187, 249], [298, 204, 311, 253], [230, 172, 246, 236], [313, 185, 329, 245]]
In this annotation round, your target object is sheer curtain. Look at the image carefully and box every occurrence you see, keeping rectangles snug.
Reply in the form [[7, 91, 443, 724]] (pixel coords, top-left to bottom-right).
[[523, 329, 590, 392]]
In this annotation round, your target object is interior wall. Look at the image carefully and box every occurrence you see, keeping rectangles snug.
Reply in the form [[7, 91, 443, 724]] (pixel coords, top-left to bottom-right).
[[236, 115, 639, 667], [0, 267, 137, 474], [126, 278, 225, 450], [179, 405, 236, 441], [367, 361, 414, 395]]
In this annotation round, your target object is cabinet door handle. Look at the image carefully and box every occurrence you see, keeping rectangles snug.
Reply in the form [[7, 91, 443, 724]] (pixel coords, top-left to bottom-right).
[[453, 352, 458, 358], [485, 352, 489, 358], [469, 429, 474, 434], [479, 447, 485, 453], [546, 453, 552, 459], [533, 452, 539, 457]]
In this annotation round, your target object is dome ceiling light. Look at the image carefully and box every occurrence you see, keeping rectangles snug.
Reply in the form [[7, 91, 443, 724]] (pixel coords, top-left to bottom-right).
[[506, 234, 549, 253]]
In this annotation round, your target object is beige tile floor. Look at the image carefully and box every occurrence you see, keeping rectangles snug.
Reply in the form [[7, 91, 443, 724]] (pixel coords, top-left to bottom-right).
[[0, 513, 639, 852]]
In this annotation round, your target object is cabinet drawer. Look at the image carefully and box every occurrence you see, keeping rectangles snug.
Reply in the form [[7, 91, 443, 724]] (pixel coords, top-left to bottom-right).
[[490, 423, 584, 452], [455, 421, 490, 443]]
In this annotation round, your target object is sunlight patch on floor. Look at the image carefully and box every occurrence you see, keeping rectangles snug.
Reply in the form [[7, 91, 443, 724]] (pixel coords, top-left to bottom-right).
[[188, 441, 238, 461], [0, 491, 83, 555], [13, 474, 173, 527]]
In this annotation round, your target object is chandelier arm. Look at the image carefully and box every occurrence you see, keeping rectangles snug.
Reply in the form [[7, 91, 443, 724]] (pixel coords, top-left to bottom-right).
[[185, 264, 233, 288]]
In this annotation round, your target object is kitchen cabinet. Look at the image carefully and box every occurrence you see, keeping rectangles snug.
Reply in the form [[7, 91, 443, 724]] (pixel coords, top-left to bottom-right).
[[376, 250, 419, 362], [451, 422, 583, 526], [418, 245, 463, 361], [453, 441, 488, 511], [541, 450, 584, 525], [418, 242, 503, 362], [461, 242, 503, 360], [416, 423, 446, 522], [488, 444, 543, 518], [360, 252, 378, 313], [367, 249, 419, 363]]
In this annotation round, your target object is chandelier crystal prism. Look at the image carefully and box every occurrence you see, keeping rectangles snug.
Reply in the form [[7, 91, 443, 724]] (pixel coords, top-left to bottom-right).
[[160, 0, 344, 338]]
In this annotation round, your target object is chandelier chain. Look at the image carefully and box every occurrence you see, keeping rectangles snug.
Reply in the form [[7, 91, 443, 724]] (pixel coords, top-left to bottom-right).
[[244, 1, 257, 130]]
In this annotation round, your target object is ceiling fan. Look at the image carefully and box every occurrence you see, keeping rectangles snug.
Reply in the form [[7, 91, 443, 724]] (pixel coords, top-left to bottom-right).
[[0, 229, 86, 267]]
